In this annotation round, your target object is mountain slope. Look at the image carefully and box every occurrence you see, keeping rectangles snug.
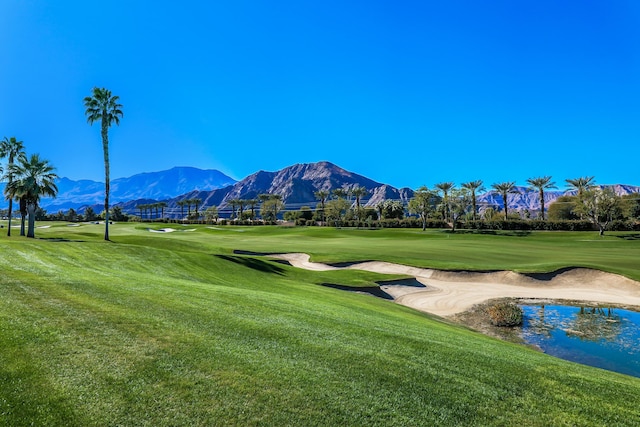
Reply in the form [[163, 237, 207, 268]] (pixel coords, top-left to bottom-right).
[[0, 167, 237, 211], [151, 161, 414, 217]]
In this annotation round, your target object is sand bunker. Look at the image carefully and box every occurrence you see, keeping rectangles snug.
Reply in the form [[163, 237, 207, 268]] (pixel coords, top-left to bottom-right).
[[272, 253, 640, 317], [148, 228, 177, 233], [148, 228, 196, 233]]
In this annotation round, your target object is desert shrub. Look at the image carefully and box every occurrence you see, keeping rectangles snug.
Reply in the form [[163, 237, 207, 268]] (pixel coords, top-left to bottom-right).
[[486, 302, 523, 327]]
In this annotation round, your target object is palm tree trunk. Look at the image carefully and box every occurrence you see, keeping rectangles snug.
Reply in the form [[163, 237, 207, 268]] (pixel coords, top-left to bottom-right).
[[19, 198, 26, 236], [501, 191, 507, 220], [26, 203, 36, 238], [540, 189, 545, 220], [7, 198, 13, 237], [102, 120, 110, 241]]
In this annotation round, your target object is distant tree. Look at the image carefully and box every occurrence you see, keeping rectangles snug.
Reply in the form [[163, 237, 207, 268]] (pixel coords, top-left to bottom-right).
[[237, 199, 246, 220], [573, 187, 619, 236], [491, 181, 519, 220], [228, 198, 240, 220], [332, 188, 348, 200], [325, 198, 350, 227], [620, 194, 640, 221], [84, 87, 123, 241], [565, 176, 596, 198], [526, 176, 557, 220], [192, 198, 202, 221], [177, 200, 187, 220], [547, 196, 578, 221], [110, 205, 128, 222], [204, 206, 219, 224], [260, 195, 284, 222], [5, 154, 58, 238], [314, 190, 329, 224], [408, 186, 438, 230], [84, 206, 97, 221], [66, 208, 78, 222], [435, 182, 455, 222], [461, 180, 484, 221], [447, 188, 473, 232], [158, 201, 168, 219], [246, 199, 259, 220], [376, 200, 405, 220], [0, 136, 26, 236], [351, 186, 369, 221], [136, 204, 146, 220]]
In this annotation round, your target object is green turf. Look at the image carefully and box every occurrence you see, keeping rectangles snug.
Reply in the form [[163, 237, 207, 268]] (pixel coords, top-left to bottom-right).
[[1, 222, 639, 426]]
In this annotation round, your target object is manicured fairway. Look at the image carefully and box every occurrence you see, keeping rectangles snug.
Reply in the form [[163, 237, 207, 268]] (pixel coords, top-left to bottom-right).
[[1, 222, 639, 426]]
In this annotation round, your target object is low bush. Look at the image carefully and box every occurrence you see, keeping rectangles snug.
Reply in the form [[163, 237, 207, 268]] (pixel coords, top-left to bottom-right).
[[486, 302, 523, 327]]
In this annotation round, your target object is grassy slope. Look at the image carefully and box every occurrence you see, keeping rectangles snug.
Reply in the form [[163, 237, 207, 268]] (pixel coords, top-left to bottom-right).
[[0, 222, 639, 426]]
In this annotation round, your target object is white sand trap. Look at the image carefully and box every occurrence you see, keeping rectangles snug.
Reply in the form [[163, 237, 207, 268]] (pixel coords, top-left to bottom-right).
[[148, 228, 177, 233], [67, 224, 80, 227], [272, 253, 640, 317], [37, 225, 51, 229], [183, 228, 196, 232]]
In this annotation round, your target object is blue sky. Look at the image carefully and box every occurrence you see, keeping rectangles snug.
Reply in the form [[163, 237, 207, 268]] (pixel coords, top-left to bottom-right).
[[1, 1, 639, 190]]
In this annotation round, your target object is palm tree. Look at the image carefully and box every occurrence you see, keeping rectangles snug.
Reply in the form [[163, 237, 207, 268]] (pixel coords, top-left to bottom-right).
[[435, 182, 455, 222], [351, 186, 369, 221], [314, 190, 329, 224], [192, 198, 202, 221], [0, 136, 26, 236], [461, 180, 484, 221], [526, 176, 557, 220], [84, 87, 123, 241], [246, 199, 259, 220], [158, 202, 168, 219], [565, 176, 595, 198], [177, 200, 187, 220], [491, 181, 518, 220], [6, 154, 58, 238], [228, 198, 240, 220]]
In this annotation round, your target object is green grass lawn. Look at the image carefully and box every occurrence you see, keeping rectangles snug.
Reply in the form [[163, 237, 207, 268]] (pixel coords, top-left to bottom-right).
[[1, 221, 639, 426]]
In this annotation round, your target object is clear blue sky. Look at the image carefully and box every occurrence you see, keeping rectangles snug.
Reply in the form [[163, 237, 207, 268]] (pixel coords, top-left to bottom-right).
[[1, 1, 639, 190]]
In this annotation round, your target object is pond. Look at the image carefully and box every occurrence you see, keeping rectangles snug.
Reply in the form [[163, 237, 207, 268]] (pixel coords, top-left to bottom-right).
[[520, 304, 640, 377]]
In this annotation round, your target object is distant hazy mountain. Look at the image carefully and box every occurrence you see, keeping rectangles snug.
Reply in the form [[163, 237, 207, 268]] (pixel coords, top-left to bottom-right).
[[0, 167, 236, 211], [122, 161, 414, 217]]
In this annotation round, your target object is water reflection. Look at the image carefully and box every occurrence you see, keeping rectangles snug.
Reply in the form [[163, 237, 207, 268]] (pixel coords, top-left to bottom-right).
[[521, 304, 640, 378]]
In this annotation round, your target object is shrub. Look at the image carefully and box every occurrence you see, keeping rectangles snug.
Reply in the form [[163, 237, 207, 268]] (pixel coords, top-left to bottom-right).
[[486, 302, 523, 327]]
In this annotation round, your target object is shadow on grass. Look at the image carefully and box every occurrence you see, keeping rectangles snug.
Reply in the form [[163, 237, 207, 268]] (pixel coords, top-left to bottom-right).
[[37, 237, 87, 243], [215, 255, 286, 276], [615, 233, 640, 241], [321, 283, 393, 300]]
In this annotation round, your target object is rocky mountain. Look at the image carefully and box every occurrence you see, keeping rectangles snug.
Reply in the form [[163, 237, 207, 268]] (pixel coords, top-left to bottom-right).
[[0, 167, 236, 211], [119, 161, 415, 218]]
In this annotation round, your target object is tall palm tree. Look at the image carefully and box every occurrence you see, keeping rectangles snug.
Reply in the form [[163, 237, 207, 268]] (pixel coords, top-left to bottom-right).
[[84, 87, 123, 241], [351, 186, 369, 221], [0, 136, 26, 236], [461, 180, 484, 221], [565, 176, 595, 198], [246, 199, 258, 220], [491, 181, 518, 220], [6, 154, 58, 238], [192, 198, 202, 221], [435, 182, 455, 222], [526, 176, 556, 220], [314, 190, 329, 223], [158, 201, 168, 219]]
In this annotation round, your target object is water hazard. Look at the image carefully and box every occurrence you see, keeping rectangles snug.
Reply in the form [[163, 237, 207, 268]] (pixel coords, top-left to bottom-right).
[[520, 304, 640, 377]]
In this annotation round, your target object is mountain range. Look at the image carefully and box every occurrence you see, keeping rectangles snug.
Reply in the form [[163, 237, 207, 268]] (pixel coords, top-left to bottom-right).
[[1, 162, 638, 217], [0, 167, 237, 211]]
